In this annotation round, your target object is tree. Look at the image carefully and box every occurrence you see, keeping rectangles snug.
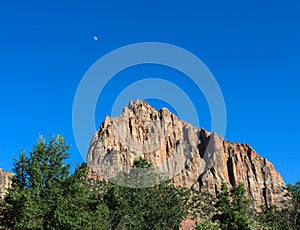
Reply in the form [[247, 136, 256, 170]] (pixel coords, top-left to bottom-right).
[[286, 181, 300, 229], [104, 157, 189, 229], [132, 156, 152, 169], [213, 182, 254, 230], [230, 183, 254, 229], [212, 182, 232, 229], [259, 181, 300, 230], [0, 135, 109, 230], [259, 205, 283, 230]]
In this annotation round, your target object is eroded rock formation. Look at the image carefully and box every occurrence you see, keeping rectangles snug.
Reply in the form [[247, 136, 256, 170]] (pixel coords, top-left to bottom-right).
[[87, 100, 286, 209], [0, 168, 13, 199]]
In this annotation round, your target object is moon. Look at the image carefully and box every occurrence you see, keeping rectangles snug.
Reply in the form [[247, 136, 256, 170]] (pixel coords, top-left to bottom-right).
[[93, 36, 98, 41]]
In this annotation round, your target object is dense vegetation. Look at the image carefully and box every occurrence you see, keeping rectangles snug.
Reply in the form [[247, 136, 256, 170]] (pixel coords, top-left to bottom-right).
[[0, 135, 299, 229]]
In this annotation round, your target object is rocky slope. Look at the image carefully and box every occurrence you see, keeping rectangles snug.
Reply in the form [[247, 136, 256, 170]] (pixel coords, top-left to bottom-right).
[[0, 168, 13, 199], [87, 100, 286, 209]]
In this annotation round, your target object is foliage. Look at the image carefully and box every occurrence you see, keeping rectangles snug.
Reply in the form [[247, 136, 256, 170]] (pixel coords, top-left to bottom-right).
[[104, 157, 189, 230], [258, 181, 300, 230], [212, 182, 255, 230], [0, 135, 109, 230], [258, 205, 284, 230], [132, 156, 152, 169], [196, 219, 220, 230], [184, 189, 216, 223], [286, 181, 300, 229], [1, 134, 299, 230]]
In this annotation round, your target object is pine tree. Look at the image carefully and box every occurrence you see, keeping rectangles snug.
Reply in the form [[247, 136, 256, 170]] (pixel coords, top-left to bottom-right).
[[105, 157, 189, 229], [213, 182, 232, 229], [285, 181, 300, 230], [213, 182, 253, 230], [230, 183, 253, 229]]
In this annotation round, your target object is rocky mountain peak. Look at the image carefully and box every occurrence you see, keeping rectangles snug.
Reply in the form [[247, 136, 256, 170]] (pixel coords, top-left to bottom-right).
[[87, 100, 286, 209]]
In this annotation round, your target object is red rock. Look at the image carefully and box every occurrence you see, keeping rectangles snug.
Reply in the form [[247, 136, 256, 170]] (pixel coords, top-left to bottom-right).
[[86, 100, 286, 209]]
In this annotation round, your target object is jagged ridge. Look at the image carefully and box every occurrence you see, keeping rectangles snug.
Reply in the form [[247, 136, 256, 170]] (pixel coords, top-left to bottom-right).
[[87, 100, 286, 209]]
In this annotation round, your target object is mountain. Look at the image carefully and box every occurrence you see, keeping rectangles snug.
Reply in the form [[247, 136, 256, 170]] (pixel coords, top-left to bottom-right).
[[0, 168, 13, 199], [87, 100, 286, 209]]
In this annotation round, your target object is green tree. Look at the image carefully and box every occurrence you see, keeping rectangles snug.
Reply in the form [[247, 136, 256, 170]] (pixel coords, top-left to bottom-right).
[[259, 205, 283, 230], [258, 181, 300, 230], [230, 183, 253, 229], [0, 135, 109, 230], [213, 182, 254, 230], [132, 156, 152, 169], [259, 181, 300, 230], [212, 182, 232, 229], [105, 157, 189, 229], [286, 181, 300, 229]]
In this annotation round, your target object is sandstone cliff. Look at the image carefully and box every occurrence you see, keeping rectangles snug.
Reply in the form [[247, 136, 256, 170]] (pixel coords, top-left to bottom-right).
[[87, 100, 286, 209], [0, 168, 13, 199]]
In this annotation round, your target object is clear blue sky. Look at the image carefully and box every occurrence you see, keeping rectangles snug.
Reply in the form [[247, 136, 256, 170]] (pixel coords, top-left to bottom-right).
[[0, 0, 299, 184]]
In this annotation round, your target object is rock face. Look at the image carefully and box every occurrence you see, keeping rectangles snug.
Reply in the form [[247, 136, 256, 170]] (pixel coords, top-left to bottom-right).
[[0, 168, 13, 199], [87, 100, 286, 209]]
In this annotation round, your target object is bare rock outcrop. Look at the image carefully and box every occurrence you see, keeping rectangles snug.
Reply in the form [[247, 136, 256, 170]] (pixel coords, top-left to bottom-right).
[[0, 168, 13, 199], [87, 100, 286, 209]]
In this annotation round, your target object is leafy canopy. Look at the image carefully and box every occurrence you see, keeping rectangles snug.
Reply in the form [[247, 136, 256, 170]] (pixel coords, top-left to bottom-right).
[[104, 157, 189, 230], [212, 182, 254, 230], [0, 135, 109, 230]]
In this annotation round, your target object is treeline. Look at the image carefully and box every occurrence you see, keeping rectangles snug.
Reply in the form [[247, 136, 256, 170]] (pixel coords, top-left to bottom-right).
[[0, 135, 299, 229]]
